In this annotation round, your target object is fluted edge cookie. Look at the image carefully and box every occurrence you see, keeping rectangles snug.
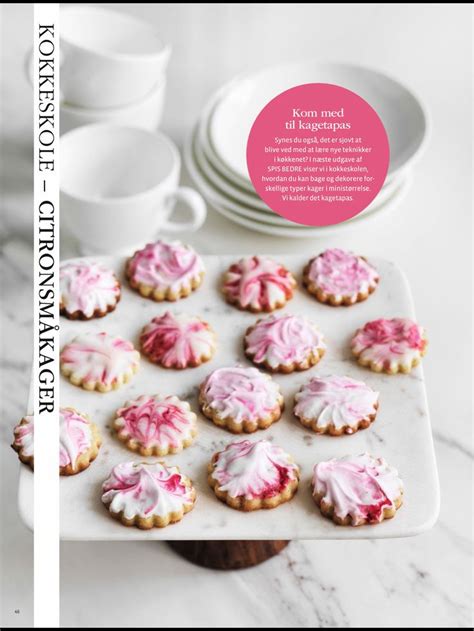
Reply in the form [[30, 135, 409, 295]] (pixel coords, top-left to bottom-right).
[[208, 439, 299, 511], [199, 365, 284, 433], [303, 248, 379, 306], [101, 461, 196, 529], [312, 453, 403, 526], [12, 407, 102, 475]]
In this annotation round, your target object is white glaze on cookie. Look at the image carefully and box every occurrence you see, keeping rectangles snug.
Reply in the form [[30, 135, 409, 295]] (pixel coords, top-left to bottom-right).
[[13, 415, 34, 458], [200, 366, 282, 422], [245, 314, 325, 369], [351, 318, 427, 371], [12, 408, 94, 469], [223, 256, 295, 311], [114, 394, 196, 452], [140, 312, 215, 368], [294, 375, 379, 432], [210, 439, 299, 500], [306, 248, 379, 302], [60, 261, 120, 317], [102, 461, 195, 520], [127, 240, 204, 293], [60, 332, 140, 390], [312, 453, 403, 525]]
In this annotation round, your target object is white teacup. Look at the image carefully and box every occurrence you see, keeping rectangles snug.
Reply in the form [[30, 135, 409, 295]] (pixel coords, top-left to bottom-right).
[[60, 124, 207, 255], [60, 75, 166, 134], [56, 6, 170, 109]]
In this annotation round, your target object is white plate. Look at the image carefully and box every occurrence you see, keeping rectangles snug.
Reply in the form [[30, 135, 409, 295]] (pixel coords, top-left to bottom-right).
[[199, 83, 402, 195], [194, 127, 270, 211], [204, 176, 410, 239], [18, 254, 439, 540], [185, 130, 411, 236], [195, 127, 404, 217], [192, 127, 404, 221], [208, 61, 429, 186], [208, 176, 410, 235], [198, 82, 398, 195]]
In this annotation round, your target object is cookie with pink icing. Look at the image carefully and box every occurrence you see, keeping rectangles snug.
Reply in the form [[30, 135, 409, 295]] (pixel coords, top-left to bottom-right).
[[222, 256, 296, 312], [12, 407, 101, 475], [113, 394, 197, 456], [208, 439, 300, 511], [244, 314, 326, 373], [140, 312, 216, 369], [294, 375, 379, 436], [101, 461, 196, 529], [60, 332, 140, 392], [312, 453, 403, 526], [351, 317, 428, 374], [60, 261, 121, 319], [199, 366, 284, 433], [126, 240, 205, 301], [303, 248, 379, 306]]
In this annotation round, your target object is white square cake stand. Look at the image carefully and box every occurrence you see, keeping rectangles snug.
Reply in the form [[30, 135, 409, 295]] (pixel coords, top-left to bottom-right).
[[18, 255, 439, 567]]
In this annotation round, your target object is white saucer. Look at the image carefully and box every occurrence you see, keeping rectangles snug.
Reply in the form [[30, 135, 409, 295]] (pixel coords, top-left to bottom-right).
[[206, 176, 411, 239], [184, 131, 412, 238], [194, 126, 270, 210], [198, 82, 406, 196], [207, 61, 429, 187]]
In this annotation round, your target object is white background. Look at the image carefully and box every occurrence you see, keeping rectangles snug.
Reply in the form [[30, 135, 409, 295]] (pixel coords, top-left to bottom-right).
[[0, 3, 472, 627]]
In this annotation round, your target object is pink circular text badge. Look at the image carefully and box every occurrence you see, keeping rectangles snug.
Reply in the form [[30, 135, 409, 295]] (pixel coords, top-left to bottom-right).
[[246, 83, 390, 226]]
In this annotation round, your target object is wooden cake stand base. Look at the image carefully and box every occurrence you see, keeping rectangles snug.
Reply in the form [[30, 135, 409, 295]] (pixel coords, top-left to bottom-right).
[[168, 540, 290, 570]]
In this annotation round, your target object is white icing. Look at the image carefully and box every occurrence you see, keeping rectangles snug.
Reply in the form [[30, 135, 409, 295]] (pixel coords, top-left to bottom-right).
[[307, 248, 379, 301], [351, 318, 427, 372], [294, 375, 379, 431], [13, 415, 34, 457], [114, 394, 196, 451], [60, 332, 140, 389], [223, 256, 295, 310], [211, 439, 299, 499], [140, 312, 215, 368], [201, 366, 282, 422], [13, 408, 94, 469], [312, 453, 403, 525], [60, 261, 120, 317], [102, 461, 194, 520], [127, 240, 205, 293], [245, 314, 326, 368]]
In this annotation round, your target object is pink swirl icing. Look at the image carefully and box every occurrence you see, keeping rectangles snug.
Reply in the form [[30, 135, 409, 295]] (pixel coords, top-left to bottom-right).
[[102, 461, 194, 519], [351, 318, 426, 370], [223, 256, 295, 310], [13, 416, 34, 458], [60, 332, 140, 389], [294, 375, 379, 432], [307, 248, 379, 298], [59, 408, 93, 466], [211, 439, 299, 500], [312, 454, 403, 525], [13, 408, 93, 468], [140, 312, 215, 368], [245, 314, 325, 368], [127, 240, 204, 292], [200, 366, 282, 422], [60, 261, 120, 317], [114, 394, 196, 450]]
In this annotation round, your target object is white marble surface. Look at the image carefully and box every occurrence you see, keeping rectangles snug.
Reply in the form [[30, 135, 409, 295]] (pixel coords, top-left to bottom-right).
[[0, 3, 472, 628], [19, 255, 439, 541]]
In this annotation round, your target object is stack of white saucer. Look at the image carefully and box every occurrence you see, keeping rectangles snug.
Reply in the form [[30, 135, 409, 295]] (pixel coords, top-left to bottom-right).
[[54, 6, 170, 133], [185, 61, 429, 238]]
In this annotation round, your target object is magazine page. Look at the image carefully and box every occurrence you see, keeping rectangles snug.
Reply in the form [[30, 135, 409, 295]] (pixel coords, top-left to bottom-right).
[[0, 3, 472, 628]]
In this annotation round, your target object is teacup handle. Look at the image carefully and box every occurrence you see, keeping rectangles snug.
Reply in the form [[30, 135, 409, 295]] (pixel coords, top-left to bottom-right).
[[161, 187, 207, 233]]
